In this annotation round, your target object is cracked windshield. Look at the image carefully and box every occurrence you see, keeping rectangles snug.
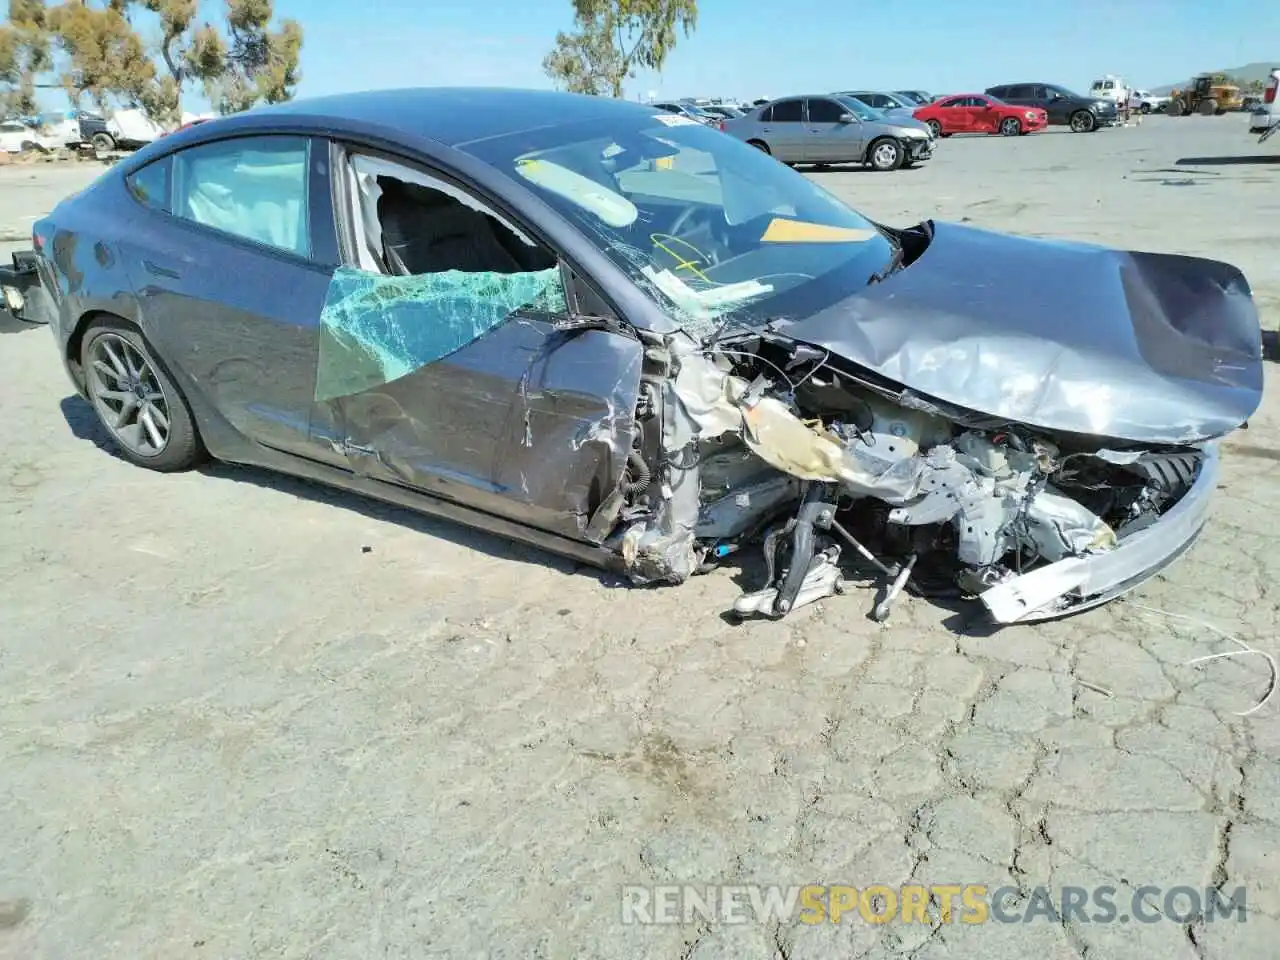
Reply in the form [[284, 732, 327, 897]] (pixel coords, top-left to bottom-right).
[[465, 115, 895, 335]]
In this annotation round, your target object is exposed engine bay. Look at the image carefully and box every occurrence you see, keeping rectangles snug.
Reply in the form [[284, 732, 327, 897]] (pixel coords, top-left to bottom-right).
[[605, 328, 1208, 625]]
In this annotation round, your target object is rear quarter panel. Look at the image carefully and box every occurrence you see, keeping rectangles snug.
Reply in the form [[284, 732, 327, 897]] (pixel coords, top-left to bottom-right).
[[36, 172, 149, 387]]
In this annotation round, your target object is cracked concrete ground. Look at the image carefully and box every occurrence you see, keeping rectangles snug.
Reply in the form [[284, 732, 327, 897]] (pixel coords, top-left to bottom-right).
[[1, 116, 1278, 960]]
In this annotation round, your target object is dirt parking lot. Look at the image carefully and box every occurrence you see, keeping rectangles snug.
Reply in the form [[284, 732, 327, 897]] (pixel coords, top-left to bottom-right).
[[1, 116, 1278, 960]]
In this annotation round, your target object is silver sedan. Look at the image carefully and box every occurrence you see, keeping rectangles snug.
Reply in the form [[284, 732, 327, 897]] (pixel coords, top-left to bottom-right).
[[721, 95, 935, 171]]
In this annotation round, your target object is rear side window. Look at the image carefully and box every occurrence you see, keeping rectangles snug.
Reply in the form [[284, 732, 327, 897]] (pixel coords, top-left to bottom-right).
[[987, 86, 1007, 98], [771, 100, 802, 122], [1006, 85, 1032, 99], [126, 157, 171, 211], [171, 135, 312, 259]]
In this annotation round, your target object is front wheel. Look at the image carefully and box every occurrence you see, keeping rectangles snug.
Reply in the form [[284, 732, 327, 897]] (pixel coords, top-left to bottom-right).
[[746, 139, 770, 154], [82, 322, 205, 472], [867, 137, 903, 171], [999, 117, 1022, 136], [90, 131, 115, 152], [1069, 110, 1096, 133], [1140, 102, 1151, 114]]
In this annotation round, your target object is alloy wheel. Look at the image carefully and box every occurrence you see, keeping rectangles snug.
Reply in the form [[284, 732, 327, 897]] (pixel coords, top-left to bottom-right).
[[1000, 118, 1020, 136], [1070, 112, 1094, 132], [927, 120, 941, 137], [87, 333, 171, 457]]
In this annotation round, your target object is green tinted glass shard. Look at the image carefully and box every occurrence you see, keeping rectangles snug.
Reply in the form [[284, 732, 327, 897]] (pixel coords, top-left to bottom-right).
[[315, 266, 567, 401]]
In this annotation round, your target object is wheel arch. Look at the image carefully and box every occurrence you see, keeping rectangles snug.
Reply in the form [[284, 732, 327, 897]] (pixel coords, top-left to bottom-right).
[[66, 309, 143, 390], [72, 310, 211, 457]]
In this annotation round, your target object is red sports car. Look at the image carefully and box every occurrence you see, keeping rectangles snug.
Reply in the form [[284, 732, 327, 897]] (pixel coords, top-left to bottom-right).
[[913, 94, 1048, 137]]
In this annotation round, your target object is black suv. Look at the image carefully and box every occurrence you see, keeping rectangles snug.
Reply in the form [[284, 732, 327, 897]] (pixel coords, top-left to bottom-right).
[[984, 83, 1118, 132], [76, 113, 116, 151]]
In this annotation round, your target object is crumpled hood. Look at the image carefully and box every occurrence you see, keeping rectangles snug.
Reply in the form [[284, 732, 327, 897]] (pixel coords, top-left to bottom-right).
[[777, 221, 1264, 444]]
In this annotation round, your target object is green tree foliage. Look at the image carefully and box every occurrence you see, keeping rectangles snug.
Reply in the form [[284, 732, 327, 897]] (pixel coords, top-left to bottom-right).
[[1, 0, 301, 125], [0, 0, 51, 115], [543, 0, 697, 98], [188, 0, 303, 114]]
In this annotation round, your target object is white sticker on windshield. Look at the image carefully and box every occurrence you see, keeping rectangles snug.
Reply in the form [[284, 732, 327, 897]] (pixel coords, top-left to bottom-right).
[[653, 113, 700, 127]]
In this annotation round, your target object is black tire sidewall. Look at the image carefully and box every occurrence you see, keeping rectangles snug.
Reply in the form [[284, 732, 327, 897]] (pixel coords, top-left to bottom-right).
[[81, 322, 203, 471], [927, 120, 942, 137], [1001, 118, 1021, 136]]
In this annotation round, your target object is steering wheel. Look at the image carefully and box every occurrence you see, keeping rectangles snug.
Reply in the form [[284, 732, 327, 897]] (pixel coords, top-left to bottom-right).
[[668, 204, 710, 239]]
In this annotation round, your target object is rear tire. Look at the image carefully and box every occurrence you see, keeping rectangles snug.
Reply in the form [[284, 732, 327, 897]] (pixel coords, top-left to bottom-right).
[[926, 119, 942, 138], [81, 320, 205, 472], [867, 137, 904, 171], [90, 131, 115, 152], [1140, 102, 1151, 114], [747, 139, 770, 154], [1198, 98, 1216, 116]]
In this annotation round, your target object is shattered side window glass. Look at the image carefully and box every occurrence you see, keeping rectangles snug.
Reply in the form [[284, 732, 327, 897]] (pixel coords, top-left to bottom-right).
[[315, 265, 567, 401], [315, 157, 569, 401]]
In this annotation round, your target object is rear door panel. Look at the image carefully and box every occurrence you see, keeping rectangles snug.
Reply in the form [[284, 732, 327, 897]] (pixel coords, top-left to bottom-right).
[[761, 100, 807, 161], [122, 135, 338, 460]]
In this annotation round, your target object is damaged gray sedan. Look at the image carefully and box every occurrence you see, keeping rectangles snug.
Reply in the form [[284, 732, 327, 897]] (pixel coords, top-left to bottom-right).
[[26, 88, 1263, 625]]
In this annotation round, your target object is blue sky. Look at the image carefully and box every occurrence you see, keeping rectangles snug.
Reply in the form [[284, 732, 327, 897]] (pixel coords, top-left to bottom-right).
[[281, 0, 1277, 102], [30, 0, 1280, 113]]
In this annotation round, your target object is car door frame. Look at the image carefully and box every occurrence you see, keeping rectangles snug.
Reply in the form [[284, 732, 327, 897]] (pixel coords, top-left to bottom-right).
[[314, 136, 648, 544], [935, 97, 971, 133], [968, 96, 1000, 133], [759, 98, 807, 162], [118, 132, 343, 461], [1039, 85, 1071, 124], [803, 96, 863, 163]]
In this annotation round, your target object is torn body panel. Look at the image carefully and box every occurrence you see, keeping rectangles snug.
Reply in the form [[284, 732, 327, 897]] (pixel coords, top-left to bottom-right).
[[614, 330, 1227, 626], [315, 311, 643, 543]]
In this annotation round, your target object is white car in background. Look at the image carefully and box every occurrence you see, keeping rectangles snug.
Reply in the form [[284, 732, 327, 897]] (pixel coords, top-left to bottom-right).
[[1131, 89, 1169, 113], [1249, 67, 1280, 142], [0, 120, 59, 153]]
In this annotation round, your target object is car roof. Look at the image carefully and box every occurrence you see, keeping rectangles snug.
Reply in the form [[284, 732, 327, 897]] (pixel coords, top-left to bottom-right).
[[160, 87, 663, 149]]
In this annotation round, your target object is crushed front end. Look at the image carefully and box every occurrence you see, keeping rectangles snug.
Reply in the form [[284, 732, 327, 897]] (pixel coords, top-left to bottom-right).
[[603, 329, 1226, 626]]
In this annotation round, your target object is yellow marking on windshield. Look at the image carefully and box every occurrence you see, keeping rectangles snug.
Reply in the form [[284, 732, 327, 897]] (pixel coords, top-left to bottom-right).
[[760, 219, 878, 243], [651, 234, 713, 282]]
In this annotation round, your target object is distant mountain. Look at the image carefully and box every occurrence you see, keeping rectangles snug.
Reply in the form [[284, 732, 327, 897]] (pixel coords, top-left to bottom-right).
[[1151, 62, 1277, 94]]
